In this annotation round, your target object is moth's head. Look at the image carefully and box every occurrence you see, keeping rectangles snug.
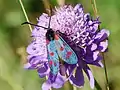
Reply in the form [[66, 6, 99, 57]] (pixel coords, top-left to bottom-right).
[[46, 28, 55, 41]]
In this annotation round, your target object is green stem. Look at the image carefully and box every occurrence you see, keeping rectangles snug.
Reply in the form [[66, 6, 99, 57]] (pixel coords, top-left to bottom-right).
[[73, 86, 77, 90], [90, 0, 98, 18], [95, 79, 102, 90], [19, 0, 32, 32], [102, 53, 109, 90], [90, 0, 109, 90]]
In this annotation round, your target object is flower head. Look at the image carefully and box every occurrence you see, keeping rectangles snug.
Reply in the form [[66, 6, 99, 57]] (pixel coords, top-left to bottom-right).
[[25, 4, 110, 90]]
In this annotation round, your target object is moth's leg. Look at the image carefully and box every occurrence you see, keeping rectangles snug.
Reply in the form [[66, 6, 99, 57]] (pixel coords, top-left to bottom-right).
[[56, 30, 64, 35]]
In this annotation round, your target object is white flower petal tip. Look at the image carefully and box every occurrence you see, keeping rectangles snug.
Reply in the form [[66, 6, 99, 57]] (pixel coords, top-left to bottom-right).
[[24, 63, 31, 69], [98, 61, 104, 68], [88, 70, 95, 89], [42, 82, 51, 90]]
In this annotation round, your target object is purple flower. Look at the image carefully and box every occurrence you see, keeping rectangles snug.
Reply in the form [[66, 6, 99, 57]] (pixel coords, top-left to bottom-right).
[[25, 4, 110, 90], [53, 4, 109, 88]]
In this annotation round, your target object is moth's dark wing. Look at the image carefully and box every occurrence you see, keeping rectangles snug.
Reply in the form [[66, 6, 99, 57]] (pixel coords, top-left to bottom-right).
[[54, 35, 78, 64], [47, 39, 59, 75]]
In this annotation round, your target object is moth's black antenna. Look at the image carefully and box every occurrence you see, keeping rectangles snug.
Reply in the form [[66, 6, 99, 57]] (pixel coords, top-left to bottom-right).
[[22, 22, 48, 29], [22, 6, 52, 30], [48, 5, 52, 29]]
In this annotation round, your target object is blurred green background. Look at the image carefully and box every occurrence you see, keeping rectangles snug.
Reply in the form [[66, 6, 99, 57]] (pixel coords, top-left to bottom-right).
[[0, 0, 120, 90]]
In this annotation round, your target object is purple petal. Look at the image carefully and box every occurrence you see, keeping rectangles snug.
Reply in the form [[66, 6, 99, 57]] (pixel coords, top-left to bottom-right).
[[26, 55, 48, 69], [67, 64, 76, 75], [94, 29, 110, 42], [74, 4, 83, 16], [42, 73, 66, 90], [42, 81, 51, 90], [99, 40, 108, 52], [90, 23, 99, 33], [83, 65, 94, 89], [93, 51, 99, 61], [83, 54, 103, 67], [84, 54, 94, 63], [87, 60, 103, 67], [28, 55, 47, 65], [84, 13, 90, 21], [48, 72, 57, 83], [26, 42, 40, 55], [26, 40, 47, 57], [24, 63, 32, 69], [37, 63, 49, 78], [95, 55, 103, 61], [91, 43, 97, 51], [97, 61, 104, 67], [52, 73, 66, 88], [69, 66, 84, 87], [84, 46, 94, 61]]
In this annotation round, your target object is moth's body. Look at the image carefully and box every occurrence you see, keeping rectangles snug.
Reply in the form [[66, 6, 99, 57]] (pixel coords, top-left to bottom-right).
[[45, 28, 78, 77]]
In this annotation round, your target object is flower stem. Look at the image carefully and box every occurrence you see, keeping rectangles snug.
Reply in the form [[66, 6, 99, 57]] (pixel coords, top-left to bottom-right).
[[95, 78, 102, 90], [90, 0, 109, 90], [57, 0, 65, 6], [42, 0, 51, 14], [18, 0, 32, 32], [102, 53, 109, 90], [90, 0, 98, 18], [73, 86, 77, 90]]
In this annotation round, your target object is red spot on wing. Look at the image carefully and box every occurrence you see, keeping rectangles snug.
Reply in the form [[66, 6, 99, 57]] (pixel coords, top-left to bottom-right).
[[67, 51, 72, 55], [66, 51, 72, 59], [60, 47, 64, 51], [55, 34, 59, 40], [49, 60, 53, 66], [50, 52, 54, 56]]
